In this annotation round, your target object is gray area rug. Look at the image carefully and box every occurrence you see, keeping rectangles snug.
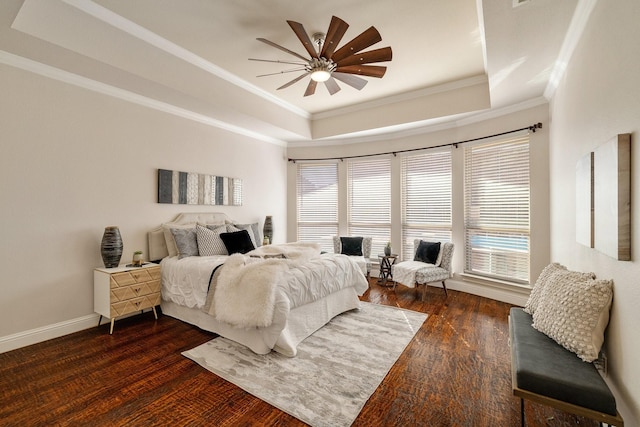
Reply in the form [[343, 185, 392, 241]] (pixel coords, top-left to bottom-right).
[[183, 302, 427, 427]]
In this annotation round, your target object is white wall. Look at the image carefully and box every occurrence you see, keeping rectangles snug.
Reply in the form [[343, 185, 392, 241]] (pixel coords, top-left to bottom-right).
[[0, 63, 288, 349], [549, 0, 640, 423], [287, 103, 550, 304]]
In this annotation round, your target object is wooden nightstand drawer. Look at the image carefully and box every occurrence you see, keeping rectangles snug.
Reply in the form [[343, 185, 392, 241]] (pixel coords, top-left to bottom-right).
[[94, 263, 161, 334]]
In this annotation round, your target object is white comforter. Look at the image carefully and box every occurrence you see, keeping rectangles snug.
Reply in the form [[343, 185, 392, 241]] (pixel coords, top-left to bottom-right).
[[161, 249, 368, 326]]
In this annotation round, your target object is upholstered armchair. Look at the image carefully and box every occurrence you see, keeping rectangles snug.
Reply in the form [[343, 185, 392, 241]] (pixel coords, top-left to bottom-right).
[[392, 240, 454, 301], [332, 236, 372, 278]]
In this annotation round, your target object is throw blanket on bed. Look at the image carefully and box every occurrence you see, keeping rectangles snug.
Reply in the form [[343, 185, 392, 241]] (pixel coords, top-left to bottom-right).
[[205, 243, 321, 328]]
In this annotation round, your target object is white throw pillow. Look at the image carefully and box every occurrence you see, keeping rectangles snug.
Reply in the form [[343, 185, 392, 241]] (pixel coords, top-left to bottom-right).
[[524, 263, 568, 315], [532, 269, 613, 362]]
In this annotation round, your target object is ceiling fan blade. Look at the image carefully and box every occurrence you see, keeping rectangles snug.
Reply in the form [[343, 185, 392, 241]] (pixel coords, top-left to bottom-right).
[[249, 58, 307, 66], [304, 79, 318, 97], [332, 72, 368, 90], [324, 77, 341, 95], [321, 16, 349, 60], [331, 26, 382, 63], [257, 68, 307, 78], [336, 47, 392, 67], [335, 65, 387, 78], [277, 73, 309, 90], [287, 20, 318, 59], [257, 38, 308, 61]]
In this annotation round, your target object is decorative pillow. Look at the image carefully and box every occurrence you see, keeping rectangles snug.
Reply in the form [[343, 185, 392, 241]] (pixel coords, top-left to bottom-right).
[[170, 227, 199, 259], [532, 270, 613, 362], [233, 223, 261, 247], [162, 222, 196, 257], [414, 241, 441, 265], [220, 230, 256, 255], [524, 263, 568, 315], [340, 237, 363, 256], [232, 223, 259, 248], [197, 224, 228, 256]]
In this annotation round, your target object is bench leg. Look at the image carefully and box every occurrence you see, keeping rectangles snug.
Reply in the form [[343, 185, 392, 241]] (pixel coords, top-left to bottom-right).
[[521, 398, 525, 427]]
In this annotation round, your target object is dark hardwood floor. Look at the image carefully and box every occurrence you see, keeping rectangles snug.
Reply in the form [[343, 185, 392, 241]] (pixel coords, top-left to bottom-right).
[[0, 280, 598, 426]]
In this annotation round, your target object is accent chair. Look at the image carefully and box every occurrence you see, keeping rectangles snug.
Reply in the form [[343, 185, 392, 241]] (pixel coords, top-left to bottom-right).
[[332, 236, 372, 279], [392, 240, 454, 301]]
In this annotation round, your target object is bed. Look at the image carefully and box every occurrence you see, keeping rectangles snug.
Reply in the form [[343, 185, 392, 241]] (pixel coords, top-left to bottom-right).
[[148, 213, 369, 357]]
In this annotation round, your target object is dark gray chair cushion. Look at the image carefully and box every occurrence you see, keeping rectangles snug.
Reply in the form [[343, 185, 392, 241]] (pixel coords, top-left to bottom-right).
[[509, 307, 616, 416]]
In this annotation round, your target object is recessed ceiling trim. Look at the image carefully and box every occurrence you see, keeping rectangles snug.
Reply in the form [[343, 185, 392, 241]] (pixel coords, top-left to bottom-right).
[[61, 0, 310, 119], [0, 49, 287, 146], [312, 74, 488, 120], [288, 96, 548, 148]]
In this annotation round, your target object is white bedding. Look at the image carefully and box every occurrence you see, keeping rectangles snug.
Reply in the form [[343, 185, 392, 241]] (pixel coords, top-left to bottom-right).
[[160, 248, 369, 356]]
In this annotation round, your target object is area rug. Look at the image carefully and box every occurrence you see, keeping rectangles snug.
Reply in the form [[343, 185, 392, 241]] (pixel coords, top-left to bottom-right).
[[182, 302, 427, 427]]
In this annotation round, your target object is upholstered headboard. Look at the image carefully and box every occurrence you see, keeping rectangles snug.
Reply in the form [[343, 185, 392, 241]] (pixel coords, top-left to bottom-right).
[[148, 212, 232, 261]]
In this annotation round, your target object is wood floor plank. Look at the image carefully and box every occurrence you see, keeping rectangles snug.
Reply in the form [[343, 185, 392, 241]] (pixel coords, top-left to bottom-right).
[[0, 280, 599, 426]]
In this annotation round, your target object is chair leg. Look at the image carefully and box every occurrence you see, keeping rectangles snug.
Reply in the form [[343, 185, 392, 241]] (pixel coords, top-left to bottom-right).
[[442, 280, 448, 296]]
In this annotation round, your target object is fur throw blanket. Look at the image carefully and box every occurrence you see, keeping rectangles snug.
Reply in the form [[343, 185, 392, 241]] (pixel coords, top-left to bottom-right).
[[206, 243, 322, 329]]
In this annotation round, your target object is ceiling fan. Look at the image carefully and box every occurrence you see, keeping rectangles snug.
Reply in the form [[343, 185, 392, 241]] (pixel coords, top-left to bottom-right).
[[250, 16, 392, 97]]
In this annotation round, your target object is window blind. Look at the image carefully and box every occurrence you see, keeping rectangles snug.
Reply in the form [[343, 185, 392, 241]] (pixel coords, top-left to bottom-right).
[[296, 163, 338, 253], [400, 150, 452, 261], [464, 136, 530, 283], [347, 158, 391, 258]]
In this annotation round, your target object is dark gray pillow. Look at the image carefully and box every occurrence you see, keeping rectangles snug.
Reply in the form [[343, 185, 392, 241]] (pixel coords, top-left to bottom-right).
[[414, 241, 441, 264], [220, 230, 256, 255], [341, 237, 363, 256], [170, 227, 199, 259]]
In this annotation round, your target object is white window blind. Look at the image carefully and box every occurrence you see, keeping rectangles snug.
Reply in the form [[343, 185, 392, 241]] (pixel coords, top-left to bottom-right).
[[464, 136, 530, 283], [401, 150, 452, 261], [297, 163, 338, 253], [348, 158, 391, 258]]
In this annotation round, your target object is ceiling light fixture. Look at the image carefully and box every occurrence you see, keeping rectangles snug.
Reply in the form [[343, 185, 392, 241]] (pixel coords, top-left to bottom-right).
[[308, 58, 336, 82]]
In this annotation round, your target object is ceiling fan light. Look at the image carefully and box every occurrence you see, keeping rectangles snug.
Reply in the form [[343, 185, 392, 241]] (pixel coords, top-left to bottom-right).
[[310, 69, 331, 82]]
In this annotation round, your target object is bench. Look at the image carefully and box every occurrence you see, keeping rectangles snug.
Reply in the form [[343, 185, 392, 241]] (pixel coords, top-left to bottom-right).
[[509, 307, 624, 426]]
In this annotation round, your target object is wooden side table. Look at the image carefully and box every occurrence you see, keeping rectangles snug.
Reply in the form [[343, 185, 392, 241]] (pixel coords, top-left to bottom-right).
[[94, 263, 161, 334], [378, 254, 398, 286]]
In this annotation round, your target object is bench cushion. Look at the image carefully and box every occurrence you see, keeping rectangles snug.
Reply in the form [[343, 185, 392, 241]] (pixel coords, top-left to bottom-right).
[[510, 307, 617, 416]]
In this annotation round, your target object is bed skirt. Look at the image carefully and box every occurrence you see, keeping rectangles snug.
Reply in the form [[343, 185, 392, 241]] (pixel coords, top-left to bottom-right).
[[161, 286, 362, 357]]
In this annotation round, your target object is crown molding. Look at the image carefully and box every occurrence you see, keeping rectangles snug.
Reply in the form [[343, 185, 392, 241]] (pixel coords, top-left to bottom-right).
[[288, 97, 548, 148], [311, 75, 488, 121], [0, 50, 287, 146], [61, 0, 310, 120]]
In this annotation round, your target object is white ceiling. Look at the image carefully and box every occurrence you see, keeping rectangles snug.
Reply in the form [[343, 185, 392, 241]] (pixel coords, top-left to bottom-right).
[[0, 0, 579, 144]]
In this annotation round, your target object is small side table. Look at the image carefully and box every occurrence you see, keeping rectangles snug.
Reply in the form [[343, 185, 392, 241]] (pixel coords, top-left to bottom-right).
[[378, 254, 398, 286], [94, 263, 161, 334]]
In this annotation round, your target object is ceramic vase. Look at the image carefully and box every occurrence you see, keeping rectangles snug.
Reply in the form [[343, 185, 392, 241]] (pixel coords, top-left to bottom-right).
[[101, 226, 123, 268], [263, 216, 273, 244], [384, 245, 391, 256]]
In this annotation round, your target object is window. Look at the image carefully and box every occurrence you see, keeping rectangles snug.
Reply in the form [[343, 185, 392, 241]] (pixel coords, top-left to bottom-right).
[[348, 158, 391, 258], [401, 150, 452, 261], [296, 163, 338, 253], [464, 136, 530, 283]]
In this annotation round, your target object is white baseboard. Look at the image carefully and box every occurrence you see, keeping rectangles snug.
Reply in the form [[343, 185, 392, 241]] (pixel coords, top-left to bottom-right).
[[0, 313, 100, 354], [446, 279, 529, 306], [372, 268, 530, 306]]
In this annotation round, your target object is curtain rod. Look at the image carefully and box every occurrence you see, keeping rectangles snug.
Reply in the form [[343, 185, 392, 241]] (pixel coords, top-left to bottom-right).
[[288, 122, 542, 163]]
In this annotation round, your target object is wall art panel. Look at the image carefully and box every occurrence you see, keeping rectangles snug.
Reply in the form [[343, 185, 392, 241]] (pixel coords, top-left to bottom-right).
[[157, 169, 242, 206], [593, 134, 631, 260]]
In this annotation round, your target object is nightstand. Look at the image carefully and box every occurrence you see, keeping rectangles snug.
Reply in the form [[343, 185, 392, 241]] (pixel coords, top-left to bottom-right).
[[94, 263, 161, 334]]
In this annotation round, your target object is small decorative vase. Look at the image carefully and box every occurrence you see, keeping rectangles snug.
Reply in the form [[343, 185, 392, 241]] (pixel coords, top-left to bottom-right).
[[132, 251, 143, 266], [263, 216, 273, 244], [101, 226, 123, 268], [384, 245, 391, 256]]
